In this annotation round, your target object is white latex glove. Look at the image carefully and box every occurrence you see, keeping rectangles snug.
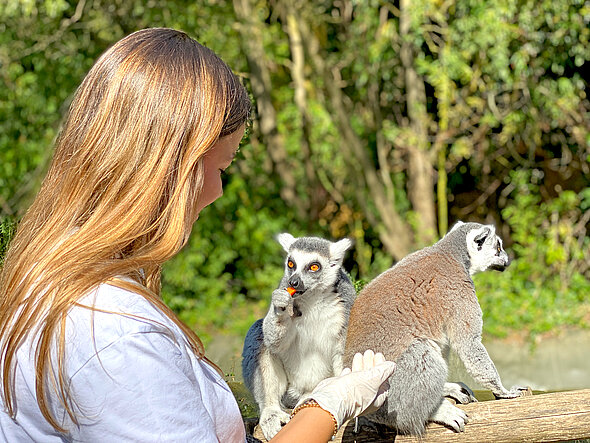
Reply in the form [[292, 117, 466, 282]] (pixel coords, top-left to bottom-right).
[[296, 350, 395, 428]]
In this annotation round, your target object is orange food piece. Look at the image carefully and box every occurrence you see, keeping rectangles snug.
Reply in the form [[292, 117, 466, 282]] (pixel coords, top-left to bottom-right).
[[286, 287, 297, 296]]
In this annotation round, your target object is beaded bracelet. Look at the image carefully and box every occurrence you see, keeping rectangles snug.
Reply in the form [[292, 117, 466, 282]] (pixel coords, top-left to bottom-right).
[[290, 399, 338, 438]]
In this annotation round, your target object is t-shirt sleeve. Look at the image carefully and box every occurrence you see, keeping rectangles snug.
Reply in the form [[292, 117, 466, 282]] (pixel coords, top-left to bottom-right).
[[63, 330, 222, 442]]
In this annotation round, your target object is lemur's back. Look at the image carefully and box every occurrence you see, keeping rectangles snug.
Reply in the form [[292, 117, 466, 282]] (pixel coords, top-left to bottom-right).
[[343, 222, 518, 436], [344, 247, 472, 365]]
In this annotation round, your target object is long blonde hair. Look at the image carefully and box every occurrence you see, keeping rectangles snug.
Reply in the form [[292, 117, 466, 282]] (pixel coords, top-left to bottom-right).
[[0, 28, 251, 431]]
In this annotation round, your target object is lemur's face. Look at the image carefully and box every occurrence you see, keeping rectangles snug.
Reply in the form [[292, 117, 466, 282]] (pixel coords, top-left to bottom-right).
[[283, 250, 336, 297], [276, 233, 352, 297], [466, 225, 510, 275]]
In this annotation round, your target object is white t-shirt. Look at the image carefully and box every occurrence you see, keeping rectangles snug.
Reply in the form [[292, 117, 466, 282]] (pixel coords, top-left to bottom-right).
[[0, 282, 247, 442]]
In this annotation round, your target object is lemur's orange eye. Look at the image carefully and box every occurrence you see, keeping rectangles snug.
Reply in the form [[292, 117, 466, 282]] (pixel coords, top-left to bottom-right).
[[288, 260, 294, 269], [497, 246, 501, 252], [309, 263, 320, 272]]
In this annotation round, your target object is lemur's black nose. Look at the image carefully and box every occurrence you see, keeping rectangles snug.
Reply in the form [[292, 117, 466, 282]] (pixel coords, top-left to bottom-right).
[[288, 275, 304, 290]]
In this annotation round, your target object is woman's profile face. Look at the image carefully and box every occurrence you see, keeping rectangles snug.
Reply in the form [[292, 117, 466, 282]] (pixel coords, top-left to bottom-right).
[[194, 125, 245, 218]]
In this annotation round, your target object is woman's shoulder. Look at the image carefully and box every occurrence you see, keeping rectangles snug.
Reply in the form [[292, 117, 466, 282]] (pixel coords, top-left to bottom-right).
[[66, 280, 182, 355], [55, 282, 245, 442], [78, 279, 167, 318]]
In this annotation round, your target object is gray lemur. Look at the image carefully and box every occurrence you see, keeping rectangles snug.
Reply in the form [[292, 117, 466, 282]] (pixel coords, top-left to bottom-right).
[[344, 221, 526, 436], [242, 233, 355, 440]]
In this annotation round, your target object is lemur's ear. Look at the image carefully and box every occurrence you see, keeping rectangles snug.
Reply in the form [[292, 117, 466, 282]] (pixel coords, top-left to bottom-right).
[[449, 220, 465, 233], [329, 238, 353, 265], [473, 228, 491, 250], [276, 233, 296, 252]]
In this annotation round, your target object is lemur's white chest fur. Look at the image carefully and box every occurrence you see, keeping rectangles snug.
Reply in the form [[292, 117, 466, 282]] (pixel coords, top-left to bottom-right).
[[282, 290, 347, 394]]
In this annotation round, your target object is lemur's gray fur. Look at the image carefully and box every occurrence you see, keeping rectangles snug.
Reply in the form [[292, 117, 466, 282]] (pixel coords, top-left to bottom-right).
[[344, 221, 526, 435], [242, 233, 355, 440]]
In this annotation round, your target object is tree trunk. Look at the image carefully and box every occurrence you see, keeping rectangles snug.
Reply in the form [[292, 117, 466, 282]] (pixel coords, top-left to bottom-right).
[[284, 10, 325, 220], [399, 0, 438, 245], [296, 17, 413, 260], [232, 0, 305, 214]]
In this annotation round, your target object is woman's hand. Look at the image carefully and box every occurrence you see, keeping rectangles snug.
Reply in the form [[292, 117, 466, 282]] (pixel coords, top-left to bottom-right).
[[298, 350, 395, 428]]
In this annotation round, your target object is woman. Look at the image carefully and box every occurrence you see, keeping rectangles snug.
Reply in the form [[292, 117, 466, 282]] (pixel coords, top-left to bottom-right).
[[0, 28, 394, 442]]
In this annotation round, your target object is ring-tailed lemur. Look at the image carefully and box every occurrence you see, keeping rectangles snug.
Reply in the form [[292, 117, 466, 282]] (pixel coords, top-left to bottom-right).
[[242, 233, 355, 440], [344, 221, 527, 435]]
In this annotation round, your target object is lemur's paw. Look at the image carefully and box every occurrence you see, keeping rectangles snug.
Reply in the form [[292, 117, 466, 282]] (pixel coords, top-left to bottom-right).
[[494, 386, 529, 399], [271, 289, 293, 315], [259, 408, 291, 440], [430, 399, 469, 432], [443, 382, 478, 404]]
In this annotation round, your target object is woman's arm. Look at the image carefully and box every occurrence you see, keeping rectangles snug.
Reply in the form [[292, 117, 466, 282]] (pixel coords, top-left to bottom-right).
[[271, 406, 336, 442]]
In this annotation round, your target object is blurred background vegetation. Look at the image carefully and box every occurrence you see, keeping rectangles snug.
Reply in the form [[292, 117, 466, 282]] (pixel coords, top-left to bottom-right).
[[1, 0, 589, 351]]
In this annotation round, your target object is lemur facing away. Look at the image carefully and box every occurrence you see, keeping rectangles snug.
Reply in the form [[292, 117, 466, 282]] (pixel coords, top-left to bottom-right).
[[242, 233, 355, 441], [344, 221, 527, 436]]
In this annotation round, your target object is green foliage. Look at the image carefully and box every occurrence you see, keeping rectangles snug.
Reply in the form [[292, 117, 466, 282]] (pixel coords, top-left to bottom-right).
[[475, 170, 590, 338], [0, 0, 588, 345], [0, 217, 17, 266], [228, 380, 258, 419]]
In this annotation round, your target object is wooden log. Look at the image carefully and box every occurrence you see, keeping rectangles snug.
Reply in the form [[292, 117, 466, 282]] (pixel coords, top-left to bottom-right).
[[250, 389, 590, 442]]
